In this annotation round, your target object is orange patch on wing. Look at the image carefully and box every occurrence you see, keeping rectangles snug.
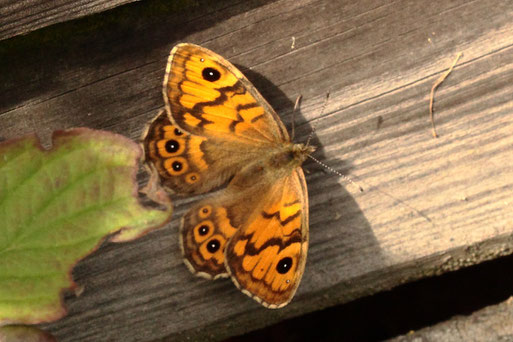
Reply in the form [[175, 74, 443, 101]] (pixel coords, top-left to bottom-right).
[[241, 107, 264, 123], [183, 112, 202, 127], [180, 94, 201, 109], [241, 255, 257, 273], [188, 136, 208, 171], [232, 92, 256, 107], [203, 105, 237, 120], [281, 203, 301, 221], [215, 207, 238, 237], [162, 125, 175, 132], [251, 224, 275, 250], [233, 122, 253, 136], [180, 81, 220, 100], [232, 239, 248, 257], [252, 245, 279, 280], [267, 201, 281, 215], [203, 117, 233, 134]]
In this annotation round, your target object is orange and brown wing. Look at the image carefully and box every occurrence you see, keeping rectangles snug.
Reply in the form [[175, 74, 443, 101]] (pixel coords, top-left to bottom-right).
[[179, 180, 268, 278], [143, 110, 259, 195], [180, 196, 239, 279], [163, 43, 289, 144], [225, 168, 309, 308]]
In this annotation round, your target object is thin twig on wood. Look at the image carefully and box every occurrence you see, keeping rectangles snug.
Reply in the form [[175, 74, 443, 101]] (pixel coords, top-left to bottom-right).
[[429, 52, 463, 138], [291, 94, 302, 140]]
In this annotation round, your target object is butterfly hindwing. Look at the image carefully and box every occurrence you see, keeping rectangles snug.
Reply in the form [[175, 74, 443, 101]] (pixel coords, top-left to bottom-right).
[[179, 160, 281, 279], [180, 197, 238, 279]]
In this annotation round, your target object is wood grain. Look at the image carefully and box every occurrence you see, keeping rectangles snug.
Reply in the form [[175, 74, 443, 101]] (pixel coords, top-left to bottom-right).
[[1, 0, 512, 340], [0, 0, 140, 41]]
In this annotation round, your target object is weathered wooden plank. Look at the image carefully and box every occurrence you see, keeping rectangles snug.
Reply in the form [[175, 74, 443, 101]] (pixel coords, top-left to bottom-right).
[[1, 0, 512, 341], [388, 297, 513, 342], [0, 0, 139, 41]]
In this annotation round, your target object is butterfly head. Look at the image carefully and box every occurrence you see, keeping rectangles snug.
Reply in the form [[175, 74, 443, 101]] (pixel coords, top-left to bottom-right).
[[291, 143, 316, 165], [268, 143, 314, 172]]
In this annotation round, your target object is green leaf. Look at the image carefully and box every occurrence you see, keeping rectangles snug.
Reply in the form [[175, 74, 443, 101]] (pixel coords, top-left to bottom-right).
[[0, 325, 56, 342], [0, 129, 172, 324]]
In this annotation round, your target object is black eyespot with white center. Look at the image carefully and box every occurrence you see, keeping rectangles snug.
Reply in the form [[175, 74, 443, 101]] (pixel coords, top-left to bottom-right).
[[207, 239, 220, 253], [198, 225, 209, 236], [276, 257, 293, 274], [174, 128, 183, 136], [202, 67, 221, 82], [172, 161, 182, 171], [165, 140, 179, 153]]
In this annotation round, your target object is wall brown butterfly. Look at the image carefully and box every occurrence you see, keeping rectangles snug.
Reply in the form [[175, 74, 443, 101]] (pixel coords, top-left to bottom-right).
[[143, 43, 314, 308]]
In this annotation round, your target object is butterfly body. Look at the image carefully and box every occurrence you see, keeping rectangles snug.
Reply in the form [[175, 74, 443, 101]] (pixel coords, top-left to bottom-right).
[[143, 43, 313, 308]]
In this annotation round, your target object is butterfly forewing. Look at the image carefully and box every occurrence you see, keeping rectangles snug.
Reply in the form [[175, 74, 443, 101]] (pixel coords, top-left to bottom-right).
[[225, 168, 309, 308], [164, 43, 289, 144]]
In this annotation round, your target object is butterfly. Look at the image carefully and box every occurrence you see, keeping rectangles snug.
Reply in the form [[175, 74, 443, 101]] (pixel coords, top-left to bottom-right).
[[143, 43, 314, 308]]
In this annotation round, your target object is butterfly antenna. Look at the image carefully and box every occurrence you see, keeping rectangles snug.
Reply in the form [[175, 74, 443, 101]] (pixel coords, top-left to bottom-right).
[[305, 127, 316, 147], [360, 177, 434, 224], [307, 154, 364, 192], [320, 91, 330, 116], [308, 155, 432, 223], [291, 95, 302, 140], [306, 93, 432, 224], [306, 92, 330, 147]]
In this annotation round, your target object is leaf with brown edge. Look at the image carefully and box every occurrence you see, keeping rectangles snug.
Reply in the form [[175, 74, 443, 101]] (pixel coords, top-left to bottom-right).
[[0, 325, 56, 342], [0, 128, 173, 325]]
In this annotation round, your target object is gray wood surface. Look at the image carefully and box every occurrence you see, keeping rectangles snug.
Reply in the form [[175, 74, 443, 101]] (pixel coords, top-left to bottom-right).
[[1, 0, 512, 341], [0, 0, 139, 41], [389, 297, 513, 342]]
